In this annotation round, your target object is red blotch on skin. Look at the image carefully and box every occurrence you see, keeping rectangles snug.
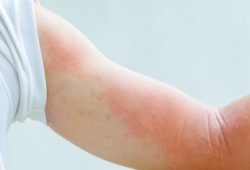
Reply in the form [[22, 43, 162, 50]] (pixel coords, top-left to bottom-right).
[[101, 83, 182, 152], [98, 67, 220, 169], [45, 32, 84, 73]]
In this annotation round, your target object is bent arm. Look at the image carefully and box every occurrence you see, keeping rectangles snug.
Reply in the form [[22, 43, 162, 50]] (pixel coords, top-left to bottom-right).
[[34, 4, 250, 170]]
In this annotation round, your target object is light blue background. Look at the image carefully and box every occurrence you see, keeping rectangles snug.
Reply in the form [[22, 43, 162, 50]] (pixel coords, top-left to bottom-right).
[[6, 0, 250, 170]]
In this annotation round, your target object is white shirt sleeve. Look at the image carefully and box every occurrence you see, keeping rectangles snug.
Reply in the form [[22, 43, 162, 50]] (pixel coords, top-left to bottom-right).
[[0, 71, 13, 170], [0, 0, 47, 125]]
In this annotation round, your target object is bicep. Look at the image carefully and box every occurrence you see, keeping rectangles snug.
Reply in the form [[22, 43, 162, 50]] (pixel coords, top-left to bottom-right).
[[34, 4, 228, 170]]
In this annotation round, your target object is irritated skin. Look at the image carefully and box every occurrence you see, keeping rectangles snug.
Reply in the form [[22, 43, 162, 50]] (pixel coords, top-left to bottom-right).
[[35, 4, 250, 170]]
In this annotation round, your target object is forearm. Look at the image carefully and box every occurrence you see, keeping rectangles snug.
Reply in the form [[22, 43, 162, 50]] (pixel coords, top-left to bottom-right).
[[217, 95, 250, 169]]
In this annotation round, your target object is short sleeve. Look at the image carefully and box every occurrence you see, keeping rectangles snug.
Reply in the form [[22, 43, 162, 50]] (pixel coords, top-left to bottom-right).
[[0, 89, 7, 170], [0, 0, 47, 124], [0, 52, 19, 129]]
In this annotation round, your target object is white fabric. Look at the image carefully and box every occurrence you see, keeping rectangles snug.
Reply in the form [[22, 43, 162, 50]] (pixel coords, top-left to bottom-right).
[[0, 0, 47, 169], [0, 75, 10, 170], [0, 0, 47, 125]]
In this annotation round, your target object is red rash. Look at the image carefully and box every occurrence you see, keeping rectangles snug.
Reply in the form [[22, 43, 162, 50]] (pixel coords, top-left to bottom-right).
[[102, 83, 183, 153], [42, 31, 84, 74], [99, 66, 225, 169]]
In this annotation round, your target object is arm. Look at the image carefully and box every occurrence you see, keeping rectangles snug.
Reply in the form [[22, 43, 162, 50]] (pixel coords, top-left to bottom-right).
[[34, 4, 250, 170]]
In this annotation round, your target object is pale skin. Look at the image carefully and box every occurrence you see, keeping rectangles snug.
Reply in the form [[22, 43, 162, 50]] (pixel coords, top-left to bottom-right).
[[34, 3, 250, 170]]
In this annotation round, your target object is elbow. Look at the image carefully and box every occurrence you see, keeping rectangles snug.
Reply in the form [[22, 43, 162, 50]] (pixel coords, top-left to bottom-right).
[[171, 108, 232, 170]]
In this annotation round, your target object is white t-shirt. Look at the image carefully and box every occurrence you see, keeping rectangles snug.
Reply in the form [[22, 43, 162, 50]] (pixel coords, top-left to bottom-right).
[[0, 0, 47, 169]]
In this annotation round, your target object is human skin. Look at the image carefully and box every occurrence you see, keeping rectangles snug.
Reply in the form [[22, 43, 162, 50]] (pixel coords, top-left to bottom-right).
[[34, 4, 250, 170]]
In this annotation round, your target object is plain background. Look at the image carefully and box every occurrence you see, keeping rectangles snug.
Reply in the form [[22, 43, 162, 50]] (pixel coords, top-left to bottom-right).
[[6, 0, 250, 170]]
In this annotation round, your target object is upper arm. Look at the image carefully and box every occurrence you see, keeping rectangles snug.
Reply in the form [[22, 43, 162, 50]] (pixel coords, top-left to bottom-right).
[[34, 5, 219, 169], [34, 4, 250, 170]]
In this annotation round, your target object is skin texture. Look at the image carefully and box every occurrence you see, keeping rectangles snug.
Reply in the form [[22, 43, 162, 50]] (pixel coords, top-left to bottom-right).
[[34, 4, 250, 170]]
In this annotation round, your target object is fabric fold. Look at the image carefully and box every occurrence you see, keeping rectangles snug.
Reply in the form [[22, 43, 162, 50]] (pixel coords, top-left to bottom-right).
[[0, 0, 47, 125]]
